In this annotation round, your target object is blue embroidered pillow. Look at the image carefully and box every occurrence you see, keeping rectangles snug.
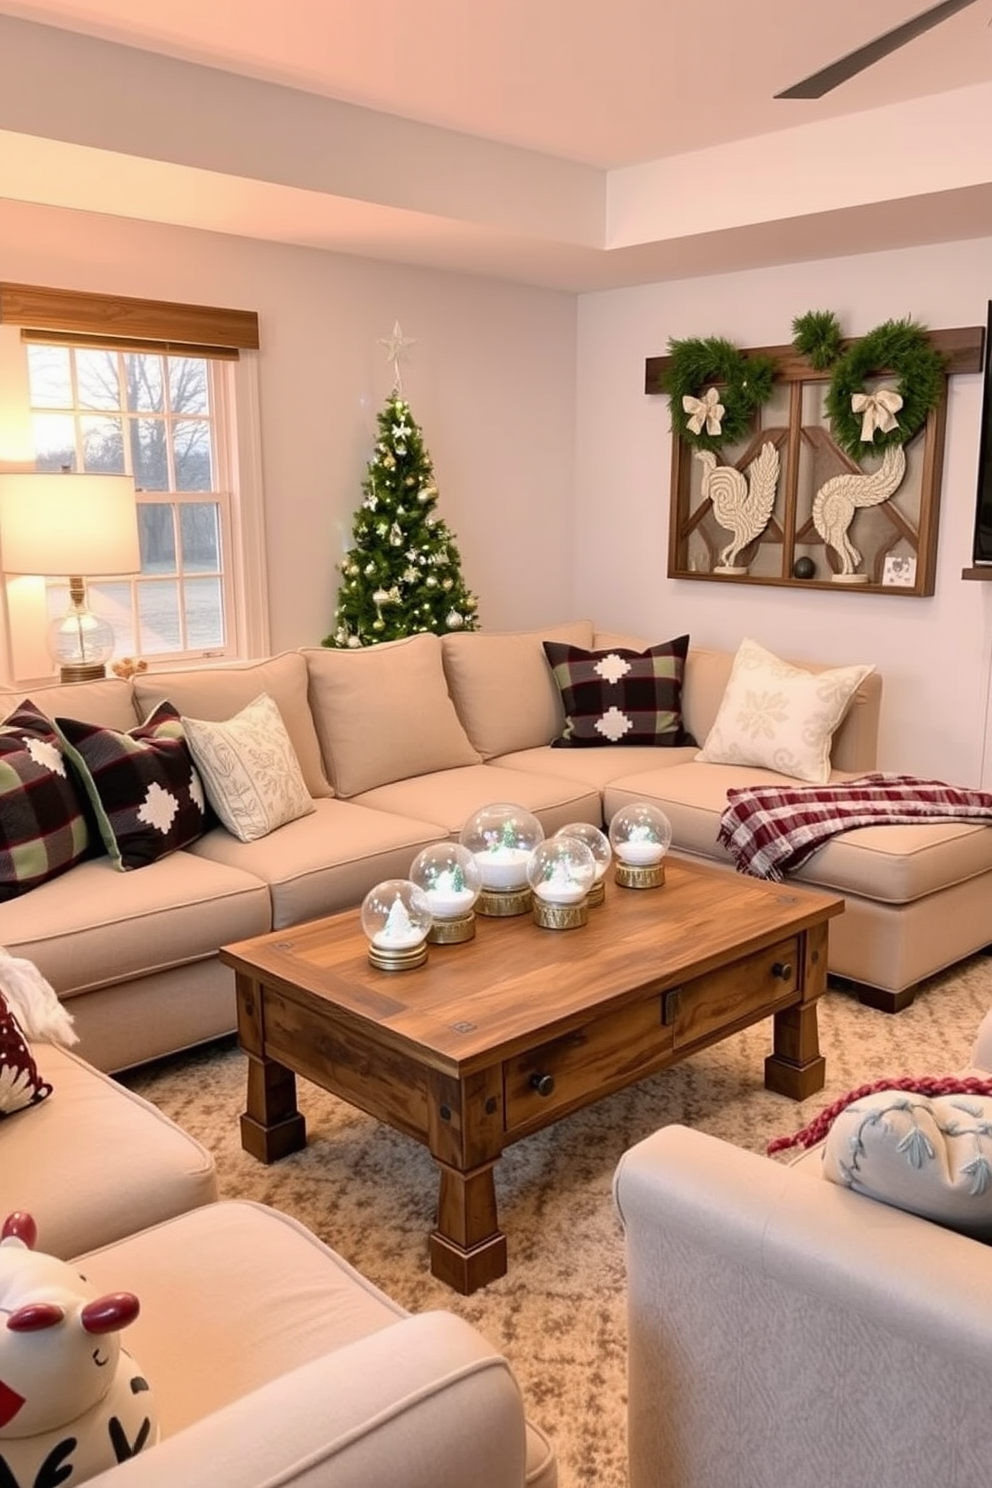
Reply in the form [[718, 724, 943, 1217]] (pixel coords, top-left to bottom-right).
[[822, 1088, 992, 1238], [0, 699, 90, 901], [56, 701, 207, 870]]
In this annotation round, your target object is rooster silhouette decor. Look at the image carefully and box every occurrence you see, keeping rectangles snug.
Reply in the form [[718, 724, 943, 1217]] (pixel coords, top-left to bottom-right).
[[694, 442, 781, 574]]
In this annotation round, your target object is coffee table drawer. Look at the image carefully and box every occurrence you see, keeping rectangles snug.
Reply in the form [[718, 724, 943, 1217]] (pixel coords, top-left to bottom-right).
[[667, 936, 800, 1047], [504, 995, 675, 1130]]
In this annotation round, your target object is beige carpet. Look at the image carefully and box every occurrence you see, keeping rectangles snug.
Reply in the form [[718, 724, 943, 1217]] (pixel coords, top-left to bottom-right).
[[124, 954, 992, 1488]]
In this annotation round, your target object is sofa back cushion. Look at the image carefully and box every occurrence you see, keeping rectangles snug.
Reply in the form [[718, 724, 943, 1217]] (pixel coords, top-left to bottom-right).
[[0, 677, 137, 734], [133, 652, 333, 799], [303, 634, 480, 797], [441, 620, 594, 758]]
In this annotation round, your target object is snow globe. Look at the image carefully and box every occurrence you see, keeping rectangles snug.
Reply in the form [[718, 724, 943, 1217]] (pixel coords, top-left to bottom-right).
[[554, 821, 612, 906], [459, 803, 544, 916], [608, 803, 673, 889], [527, 836, 597, 930], [408, 843, 483, 944], [360, 879, 433, 970]]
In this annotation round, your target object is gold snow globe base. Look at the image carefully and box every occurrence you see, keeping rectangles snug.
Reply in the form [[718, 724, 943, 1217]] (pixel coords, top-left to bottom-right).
[[427, 912, 476, 944], [614, 861, 666, 890], [367, 941, 429, 972], [532, 898, 589, 931], [476, 886, 533, 917], [587, 879, 606, 907]]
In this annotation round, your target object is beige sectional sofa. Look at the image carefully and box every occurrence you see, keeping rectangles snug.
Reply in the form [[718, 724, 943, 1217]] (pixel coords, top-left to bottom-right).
[[3, 620, 991, 1074]]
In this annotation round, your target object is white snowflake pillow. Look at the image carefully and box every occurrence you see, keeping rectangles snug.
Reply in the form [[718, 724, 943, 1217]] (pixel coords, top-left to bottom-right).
[[182, 692, 315, 843], [56, 701, 208, 870], [695, 636, 874, 783], [822, 1088, 992, 1238]]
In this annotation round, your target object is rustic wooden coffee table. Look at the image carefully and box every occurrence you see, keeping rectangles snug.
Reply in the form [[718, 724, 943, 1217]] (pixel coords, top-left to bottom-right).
[[221, 857, 842, 1293]]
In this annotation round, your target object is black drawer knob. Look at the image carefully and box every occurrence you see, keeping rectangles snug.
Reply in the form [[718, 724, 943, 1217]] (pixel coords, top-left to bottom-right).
[[772, 961, 793, 980], [530, 1072, 555, 1098]]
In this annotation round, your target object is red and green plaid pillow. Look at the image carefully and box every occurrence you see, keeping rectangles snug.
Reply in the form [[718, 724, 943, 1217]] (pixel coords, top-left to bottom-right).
[[0, 700, 90, 901], [55, 701, 208, 871], [0, 988, 53, 1115], [542, 636, 696, 748]]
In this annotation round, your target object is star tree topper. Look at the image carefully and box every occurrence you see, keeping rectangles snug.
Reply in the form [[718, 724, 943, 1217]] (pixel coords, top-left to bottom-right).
[[378, 320, 416, 393]]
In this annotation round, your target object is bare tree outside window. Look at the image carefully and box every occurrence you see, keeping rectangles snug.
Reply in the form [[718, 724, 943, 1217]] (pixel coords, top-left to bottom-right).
[[26, 343, 230, 661]]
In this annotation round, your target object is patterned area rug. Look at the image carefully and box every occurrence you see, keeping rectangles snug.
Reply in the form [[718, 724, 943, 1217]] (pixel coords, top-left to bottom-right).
[[124, 954, 992, 1488]]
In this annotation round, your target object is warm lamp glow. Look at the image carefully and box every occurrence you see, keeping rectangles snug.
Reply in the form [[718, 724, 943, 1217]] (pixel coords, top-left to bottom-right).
[[0, 472, 140, 682], [0, 473, 139, 577]]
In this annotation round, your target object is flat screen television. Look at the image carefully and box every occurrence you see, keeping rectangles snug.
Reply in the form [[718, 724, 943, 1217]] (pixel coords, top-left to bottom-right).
[[972, 298, 992, 564]]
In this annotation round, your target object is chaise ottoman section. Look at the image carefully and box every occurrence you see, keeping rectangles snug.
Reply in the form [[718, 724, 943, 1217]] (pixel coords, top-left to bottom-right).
[[2, 1042, 218, 1258], [606, 762, 992, 1010]]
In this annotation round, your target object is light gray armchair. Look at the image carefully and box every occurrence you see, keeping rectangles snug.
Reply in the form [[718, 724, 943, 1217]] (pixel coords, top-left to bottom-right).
[[614, 1009, 992, 1488]]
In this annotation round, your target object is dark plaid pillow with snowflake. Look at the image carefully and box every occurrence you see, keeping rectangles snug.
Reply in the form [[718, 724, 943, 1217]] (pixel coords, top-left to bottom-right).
[[0, 699, 91, 901], [0, 988, 53, 1116], [55, 701, 208, 870], [542, 636, 696, 748]]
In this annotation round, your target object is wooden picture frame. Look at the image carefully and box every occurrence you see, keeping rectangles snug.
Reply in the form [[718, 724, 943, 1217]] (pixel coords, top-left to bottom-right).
[[645, 327, 984, 597]]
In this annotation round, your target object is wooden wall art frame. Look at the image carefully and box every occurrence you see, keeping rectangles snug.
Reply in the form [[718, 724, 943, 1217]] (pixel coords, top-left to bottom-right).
[[645, 326, 984, 597]]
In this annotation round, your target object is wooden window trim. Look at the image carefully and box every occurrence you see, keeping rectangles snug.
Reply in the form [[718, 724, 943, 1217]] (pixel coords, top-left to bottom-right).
[[0, 283, 259, 356]]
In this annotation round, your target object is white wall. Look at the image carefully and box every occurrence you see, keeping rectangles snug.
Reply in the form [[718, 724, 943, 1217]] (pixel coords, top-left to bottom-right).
[[0, 198, 578, 652], [575, 238, 992, 787]]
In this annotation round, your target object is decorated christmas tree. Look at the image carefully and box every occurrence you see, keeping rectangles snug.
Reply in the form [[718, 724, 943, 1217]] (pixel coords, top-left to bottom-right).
[[323, 325, 480, 647]]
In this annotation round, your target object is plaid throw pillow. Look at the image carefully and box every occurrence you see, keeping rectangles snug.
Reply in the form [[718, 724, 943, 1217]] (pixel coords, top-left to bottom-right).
[[0, 699, 90, 901], [0, 988, 53, 1115], [542, 636, 696, 748], [56, 701, 208, 870]]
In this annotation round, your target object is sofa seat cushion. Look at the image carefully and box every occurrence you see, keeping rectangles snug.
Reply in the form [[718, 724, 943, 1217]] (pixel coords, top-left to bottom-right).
[[351, 762, 602, 838], [0, 852, 270, 996], [78, 1201, 555, 1488], [133, 652, 333, 800], [2, 1042, 217, 1257], [493, 742, 699, 790], [78, 1201, 407, 1433], [442, 619, 594, 758], [188, 799, 447, 928], [605, 762, 992, 904]]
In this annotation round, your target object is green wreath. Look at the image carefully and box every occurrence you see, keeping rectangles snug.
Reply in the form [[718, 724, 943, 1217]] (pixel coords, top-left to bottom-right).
[[822, 317, 946, 460], [662, 335, 777, 452]]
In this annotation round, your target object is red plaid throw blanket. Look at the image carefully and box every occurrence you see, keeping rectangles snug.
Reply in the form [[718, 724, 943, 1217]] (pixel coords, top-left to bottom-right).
[[718, 772, 992, 880]]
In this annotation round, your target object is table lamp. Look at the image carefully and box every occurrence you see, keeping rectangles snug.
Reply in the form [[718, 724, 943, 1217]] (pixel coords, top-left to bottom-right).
[[0, 472, 140, 682]]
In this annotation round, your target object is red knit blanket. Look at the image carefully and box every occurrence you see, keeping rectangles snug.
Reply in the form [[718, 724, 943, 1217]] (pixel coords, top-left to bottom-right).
[[718, 772, 992, 880]]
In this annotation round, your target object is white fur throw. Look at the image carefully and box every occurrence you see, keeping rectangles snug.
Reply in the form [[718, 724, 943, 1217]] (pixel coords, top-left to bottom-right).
[[0, 948, 77, 1046]]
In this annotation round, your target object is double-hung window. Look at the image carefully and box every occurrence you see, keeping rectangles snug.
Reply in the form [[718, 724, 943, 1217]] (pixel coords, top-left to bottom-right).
[[0, 283, 267, 683]]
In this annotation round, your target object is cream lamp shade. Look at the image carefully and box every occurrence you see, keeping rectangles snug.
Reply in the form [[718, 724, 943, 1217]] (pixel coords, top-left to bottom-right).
[[0, 471, 140, 682], [0, 472, 140, 577]]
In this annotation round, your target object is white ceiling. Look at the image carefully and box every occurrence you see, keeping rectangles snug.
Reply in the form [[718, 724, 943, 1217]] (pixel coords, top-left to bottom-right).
[[1, 0, 991, 289]]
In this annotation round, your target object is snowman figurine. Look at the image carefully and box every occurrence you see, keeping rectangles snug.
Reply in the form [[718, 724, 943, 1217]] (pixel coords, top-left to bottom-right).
[[0, 1211, 158, 1486]]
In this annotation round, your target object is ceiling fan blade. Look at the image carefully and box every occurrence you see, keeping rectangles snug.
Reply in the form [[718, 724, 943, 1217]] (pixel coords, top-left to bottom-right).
[[775, 0, 981, 99]]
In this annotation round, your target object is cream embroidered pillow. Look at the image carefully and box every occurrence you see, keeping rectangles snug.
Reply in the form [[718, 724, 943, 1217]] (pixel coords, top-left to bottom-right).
[[181, 693, 315, 843], [822, 1089, 992, 1238], [695, 637, 874, 784]]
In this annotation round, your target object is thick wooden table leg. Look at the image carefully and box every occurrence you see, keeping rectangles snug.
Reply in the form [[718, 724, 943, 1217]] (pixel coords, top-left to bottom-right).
[[764, 922, 828, 1100], [240, 1053, 307, 1163], [430, 1161, 507, 1294]]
